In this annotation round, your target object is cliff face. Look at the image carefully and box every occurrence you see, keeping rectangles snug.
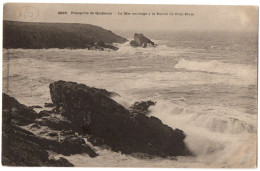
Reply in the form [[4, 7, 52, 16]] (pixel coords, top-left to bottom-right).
[[3, 20, 127, 49]]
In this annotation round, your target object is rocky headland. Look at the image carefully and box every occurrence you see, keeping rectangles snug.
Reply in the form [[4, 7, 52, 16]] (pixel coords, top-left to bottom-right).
[[3, 20, 127, 51]]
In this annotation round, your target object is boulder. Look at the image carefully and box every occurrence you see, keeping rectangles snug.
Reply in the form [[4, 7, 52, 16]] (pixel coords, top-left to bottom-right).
[[130, 40, 139, 47], [129, 100, 156, 116], [97, 40, 119, 51], [49, 81, 191, 157], [130, 33, 156, 48]]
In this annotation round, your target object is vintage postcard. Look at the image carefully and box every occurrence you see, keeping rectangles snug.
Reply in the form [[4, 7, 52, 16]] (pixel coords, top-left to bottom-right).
[[2, 3, 258, 168]]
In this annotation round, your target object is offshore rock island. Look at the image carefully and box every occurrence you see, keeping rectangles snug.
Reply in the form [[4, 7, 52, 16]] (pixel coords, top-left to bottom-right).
[[130, 33, 156, 48]]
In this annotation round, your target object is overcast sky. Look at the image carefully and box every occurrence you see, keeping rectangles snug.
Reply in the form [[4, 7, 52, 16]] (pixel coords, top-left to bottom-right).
[[3, 3, 258, 32]]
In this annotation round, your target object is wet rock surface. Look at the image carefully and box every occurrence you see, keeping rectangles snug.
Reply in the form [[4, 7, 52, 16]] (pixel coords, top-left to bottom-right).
[[2, 131, 73, 166], [44, 102, 55, 108], [130, 33, 156, 48], [3, 93, 37, 126], [129, 40, 139, 47], [2, 93, 98, 166], [49, 80, 191, 157], [35, 114, 72, 131], [97, 40, 119, 51], [129, 100, 156, 116], [29, 105, 43, 109]]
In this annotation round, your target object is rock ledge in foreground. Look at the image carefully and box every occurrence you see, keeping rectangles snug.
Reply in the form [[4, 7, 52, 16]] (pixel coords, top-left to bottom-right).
[[2, 93, 98, 166]]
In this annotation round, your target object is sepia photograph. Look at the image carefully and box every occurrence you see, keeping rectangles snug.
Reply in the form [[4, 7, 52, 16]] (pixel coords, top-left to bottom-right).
[[2, 3, 258, 168]]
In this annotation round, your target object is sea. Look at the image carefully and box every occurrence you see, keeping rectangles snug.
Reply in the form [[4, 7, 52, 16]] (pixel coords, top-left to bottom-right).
[[2, 31, 258, 168]]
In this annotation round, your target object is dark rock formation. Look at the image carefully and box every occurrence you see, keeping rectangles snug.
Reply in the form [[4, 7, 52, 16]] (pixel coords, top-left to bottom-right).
[[2, 93, 98, 166], [19, 124, 98, 157], [97, 41, 119, 51], [2, 94, 73, 166], [38, 110, 53, 118], [49, 80, 191, 157], [130, 33, 156, 48], [92, 87, 120, 97], [29, 105, 43, 109], [35, 115, 72, 131], [2, 132, 73, 166], [3, 20, 127, 50], [3, 93, 37, 126], [130, 40, 139, 47], [129, 100, 156, 116], [44, 102, 55, 108]]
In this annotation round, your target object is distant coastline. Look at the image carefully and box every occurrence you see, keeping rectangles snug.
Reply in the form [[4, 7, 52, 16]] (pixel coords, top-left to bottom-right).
[[3, 20, 127, 50]]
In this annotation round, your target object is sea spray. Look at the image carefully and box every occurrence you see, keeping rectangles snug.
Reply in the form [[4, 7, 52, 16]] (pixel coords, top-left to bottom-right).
[[148, 100, 257, 166]]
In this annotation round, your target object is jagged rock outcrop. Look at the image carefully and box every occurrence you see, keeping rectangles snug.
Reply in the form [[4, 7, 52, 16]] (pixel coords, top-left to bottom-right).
[[2, 94, 73, 166], [35, 114, 72, 131], [49, 80, 191, 157], [130, 33, 156, 48], [2, 93, 98, 166], [20, 123, 97, 157], [129, 100, 156, 116]]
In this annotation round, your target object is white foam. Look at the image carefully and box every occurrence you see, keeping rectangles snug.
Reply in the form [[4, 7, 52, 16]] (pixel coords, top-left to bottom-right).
[[148, 100, 257, 167], [115, 40, 184, 58], [175, 59, 257, 85], [3, 44, 257, 167]]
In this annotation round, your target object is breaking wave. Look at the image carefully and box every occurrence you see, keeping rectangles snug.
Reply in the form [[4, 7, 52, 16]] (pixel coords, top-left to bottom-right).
[[148, 99, 257, 167], [3, 36, 257, 167], [175, 59, 256, 78]]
